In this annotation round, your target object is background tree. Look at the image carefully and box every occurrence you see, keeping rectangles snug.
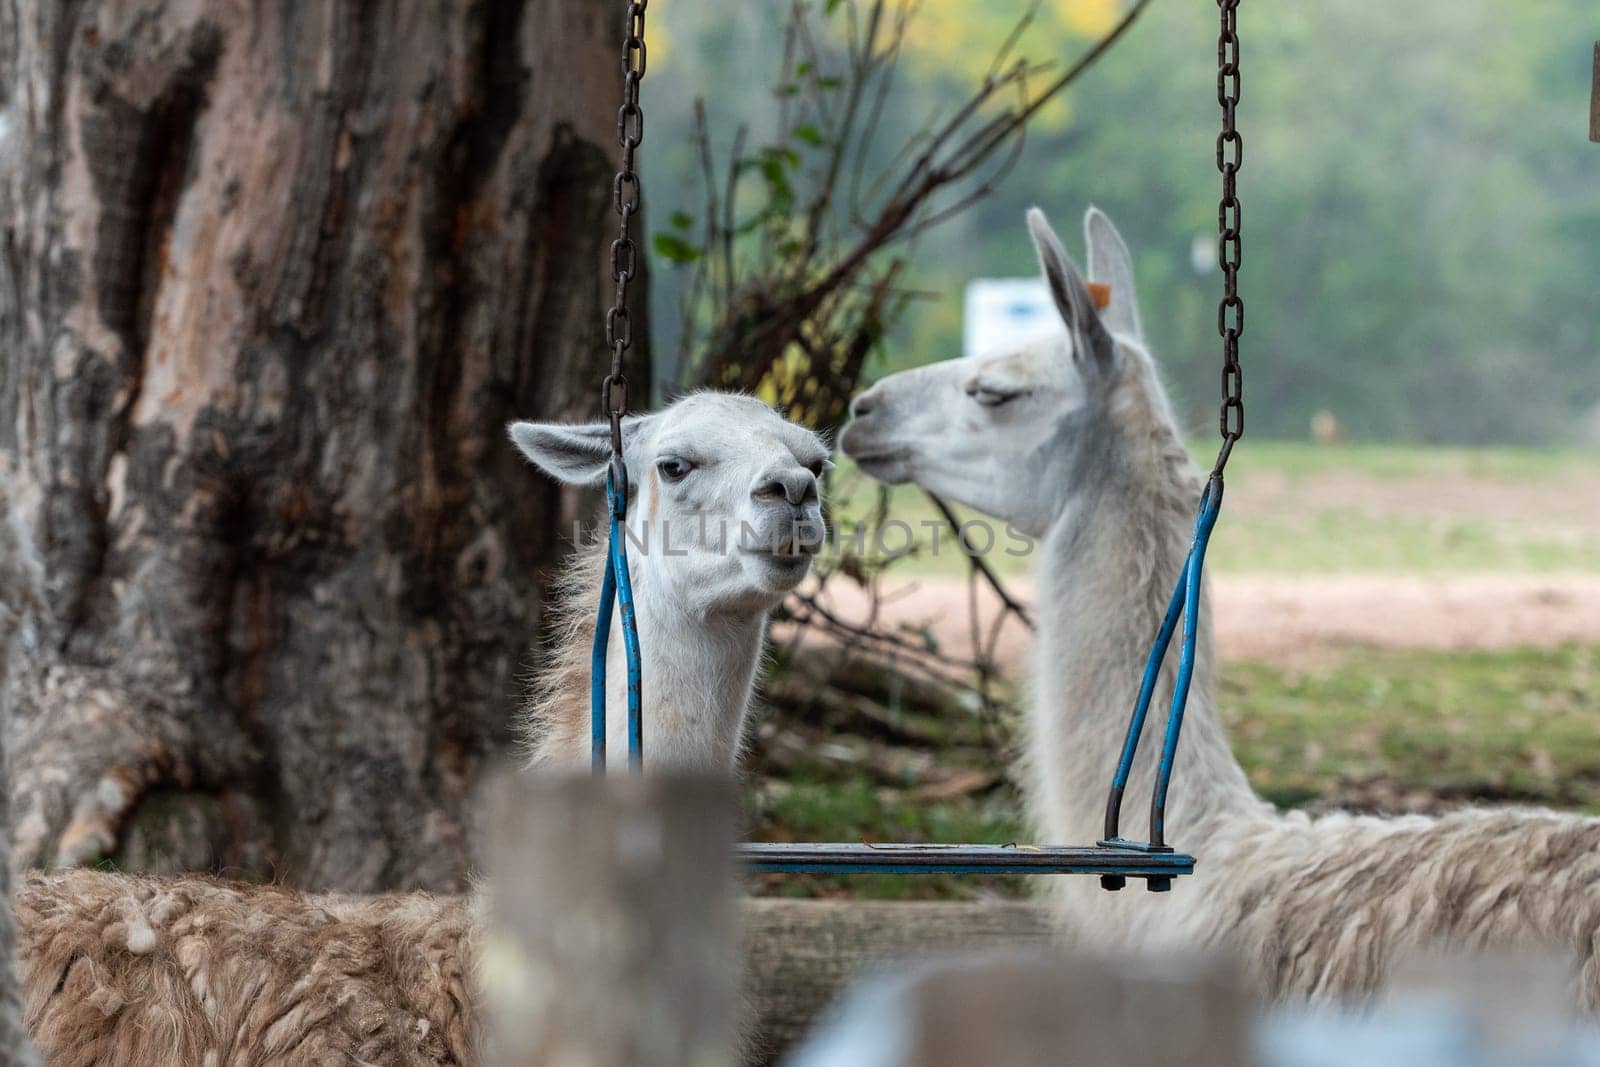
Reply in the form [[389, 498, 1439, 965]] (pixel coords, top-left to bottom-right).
[[0, 0, 648, 892]]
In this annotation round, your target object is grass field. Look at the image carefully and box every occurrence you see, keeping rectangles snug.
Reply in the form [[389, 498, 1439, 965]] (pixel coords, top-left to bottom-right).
[[755, 442, 1600, 899], [823, 442, 1600, 576], [1224, 644, 1600, 812]]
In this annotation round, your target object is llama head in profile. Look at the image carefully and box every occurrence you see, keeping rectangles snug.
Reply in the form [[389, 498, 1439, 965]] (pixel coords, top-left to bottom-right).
[[840, 206, 1184, 537]]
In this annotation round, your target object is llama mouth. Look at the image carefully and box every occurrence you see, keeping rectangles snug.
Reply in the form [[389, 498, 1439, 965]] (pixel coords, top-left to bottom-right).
[[838, 420, 903, 465], [741, 545, 818, 577], [845, 449, 912, 482], [743, 547, 817, 565], [845, 448, 910, 468]]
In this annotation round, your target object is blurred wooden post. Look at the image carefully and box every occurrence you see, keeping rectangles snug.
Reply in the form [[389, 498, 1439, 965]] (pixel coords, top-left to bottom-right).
[[788, 953, 1249, 1067], [478, 774, 737, 1067], [1590, 42, 1599, 142], [741, 899, 1056, 1064], [903, 955, 1249, 1067]]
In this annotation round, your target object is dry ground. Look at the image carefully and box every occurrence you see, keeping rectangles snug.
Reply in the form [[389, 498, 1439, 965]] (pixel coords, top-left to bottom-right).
[[794, 572, 1600, 671]]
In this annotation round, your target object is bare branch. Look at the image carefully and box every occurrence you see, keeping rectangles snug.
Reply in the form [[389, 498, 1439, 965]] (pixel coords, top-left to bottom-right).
[[672, 0, 1152, 706], [923, 492, 1034, 630]]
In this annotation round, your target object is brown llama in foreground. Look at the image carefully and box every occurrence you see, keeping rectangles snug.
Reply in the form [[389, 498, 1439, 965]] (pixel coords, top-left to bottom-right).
[[19, 871, 473, 1066]]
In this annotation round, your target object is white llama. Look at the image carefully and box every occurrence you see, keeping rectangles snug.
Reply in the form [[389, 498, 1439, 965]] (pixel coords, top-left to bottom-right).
[[840, 206, 1600, 1005], [13, 392, 829, 1065], [510, 390, 829, 771]]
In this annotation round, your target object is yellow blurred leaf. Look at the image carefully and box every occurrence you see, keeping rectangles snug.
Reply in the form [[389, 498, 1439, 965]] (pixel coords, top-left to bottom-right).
[[1056, 0, 1119, 37]]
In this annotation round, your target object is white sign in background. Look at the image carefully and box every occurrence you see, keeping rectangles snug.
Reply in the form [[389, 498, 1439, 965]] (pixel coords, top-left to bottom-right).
[[962, 278, 1061, 360]]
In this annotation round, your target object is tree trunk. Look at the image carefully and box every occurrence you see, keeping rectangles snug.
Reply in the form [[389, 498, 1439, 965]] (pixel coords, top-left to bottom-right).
[[0, 0, 648, 892], [0, 479, 41, 1067]]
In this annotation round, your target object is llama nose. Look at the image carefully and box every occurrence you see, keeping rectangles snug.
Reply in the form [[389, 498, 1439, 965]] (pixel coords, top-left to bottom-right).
[[848, 390, 879, 419], [752, 468, 817, 507]]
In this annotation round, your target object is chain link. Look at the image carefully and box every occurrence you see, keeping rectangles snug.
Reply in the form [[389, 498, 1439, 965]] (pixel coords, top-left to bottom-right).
[[603, 1, 648, 460], [1213, 0, 1244, 473]]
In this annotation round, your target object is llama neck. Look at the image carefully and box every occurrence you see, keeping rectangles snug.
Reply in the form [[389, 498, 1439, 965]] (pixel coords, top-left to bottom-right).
[[604, 556, 769, 772], [1024, 418, 1265, 854], [523, 539, 767, 773]]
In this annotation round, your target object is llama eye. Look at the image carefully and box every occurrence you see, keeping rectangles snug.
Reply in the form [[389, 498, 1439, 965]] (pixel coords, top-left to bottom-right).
[[968, 383, 1027, 408], [657, 457, 694, 482]]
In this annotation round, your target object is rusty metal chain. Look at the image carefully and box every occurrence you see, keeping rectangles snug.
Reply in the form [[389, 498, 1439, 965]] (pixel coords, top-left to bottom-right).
[[603, 1, 648, 462], [1213, 0, 1243, 475]]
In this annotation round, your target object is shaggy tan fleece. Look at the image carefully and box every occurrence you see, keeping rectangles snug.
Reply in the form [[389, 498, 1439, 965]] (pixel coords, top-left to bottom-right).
[[16, 870, 473, 1066]]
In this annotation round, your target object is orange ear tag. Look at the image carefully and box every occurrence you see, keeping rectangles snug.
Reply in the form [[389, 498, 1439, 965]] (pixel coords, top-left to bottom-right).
[[1087, 282, 1112, 310]]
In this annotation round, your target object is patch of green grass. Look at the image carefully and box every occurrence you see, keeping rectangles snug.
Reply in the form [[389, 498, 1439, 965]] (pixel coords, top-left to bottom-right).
[[1213, 441, 1596, 482], [1222, 644, 1600, 811], [1205, 509, 1600, 574]]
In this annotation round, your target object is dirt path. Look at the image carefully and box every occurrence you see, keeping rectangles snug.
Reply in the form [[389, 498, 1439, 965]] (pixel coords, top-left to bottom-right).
[[1212, 574, 1600, 661], [791, 573, 1600, 671]]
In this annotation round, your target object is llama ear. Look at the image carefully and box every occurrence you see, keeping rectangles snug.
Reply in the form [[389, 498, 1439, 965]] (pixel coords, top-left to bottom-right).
[[509, 420, 634, 486], [1027, 207, 1114, 368], [1084, 206, 1144, 343]]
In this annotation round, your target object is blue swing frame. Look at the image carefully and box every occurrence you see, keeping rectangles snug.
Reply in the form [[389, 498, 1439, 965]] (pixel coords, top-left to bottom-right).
[[590, 460, 644, 773], [590, 449, 1224, 891]]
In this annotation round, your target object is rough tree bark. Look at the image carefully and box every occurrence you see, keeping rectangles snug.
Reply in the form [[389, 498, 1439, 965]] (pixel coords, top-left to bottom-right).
[[0, 0, 648, 892], [0, 475, 42, 1067]]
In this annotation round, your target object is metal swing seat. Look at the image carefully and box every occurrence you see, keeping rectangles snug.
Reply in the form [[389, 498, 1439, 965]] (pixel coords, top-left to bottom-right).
[[587, 0, 1249, 893]]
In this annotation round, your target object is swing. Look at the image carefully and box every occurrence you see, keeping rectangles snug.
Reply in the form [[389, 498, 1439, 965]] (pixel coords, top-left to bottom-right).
[[587, 0, 1247, 892]]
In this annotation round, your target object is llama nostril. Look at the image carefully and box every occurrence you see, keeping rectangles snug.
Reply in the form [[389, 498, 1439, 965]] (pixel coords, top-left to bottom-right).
[[753, 470, 816, 507], [849, 393, 877, 419]]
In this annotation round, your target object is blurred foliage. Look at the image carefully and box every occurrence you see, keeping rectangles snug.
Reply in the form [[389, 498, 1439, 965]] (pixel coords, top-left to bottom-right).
[[647, 0, 1599, 445], [645, 0, 1148, 428], [900, 0, 1115, 106]]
